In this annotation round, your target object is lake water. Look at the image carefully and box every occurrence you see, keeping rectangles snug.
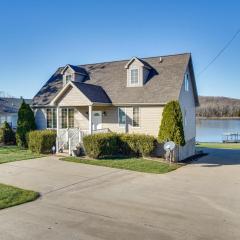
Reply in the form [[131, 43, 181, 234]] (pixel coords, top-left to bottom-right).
[[196, 119, 240, 142]]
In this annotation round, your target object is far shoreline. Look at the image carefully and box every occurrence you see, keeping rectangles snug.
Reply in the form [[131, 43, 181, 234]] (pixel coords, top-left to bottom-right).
[[197, 117, 240, 120]]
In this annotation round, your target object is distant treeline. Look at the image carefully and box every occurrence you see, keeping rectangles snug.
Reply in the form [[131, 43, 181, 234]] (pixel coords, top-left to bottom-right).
[[197, 96, 240, 118]]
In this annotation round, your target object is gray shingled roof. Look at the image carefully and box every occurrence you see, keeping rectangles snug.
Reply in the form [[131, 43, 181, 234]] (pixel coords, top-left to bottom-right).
[[0, 98, 32, 114], [67, 65, 87, 75], [32, 53, 198, 106], [72, 82, 111, 103]]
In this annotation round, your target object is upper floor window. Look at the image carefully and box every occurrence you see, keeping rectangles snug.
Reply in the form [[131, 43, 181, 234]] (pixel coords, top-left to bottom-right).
[[46, 108, 57, 129], [184, 73, 189, 91], [132, 107, 140, 127], [130, 69, 139, 85], [66, 74, 72, 84]]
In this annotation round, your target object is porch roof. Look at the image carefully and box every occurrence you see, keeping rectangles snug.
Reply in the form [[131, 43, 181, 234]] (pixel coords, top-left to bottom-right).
[[50, 81, 111, 106]]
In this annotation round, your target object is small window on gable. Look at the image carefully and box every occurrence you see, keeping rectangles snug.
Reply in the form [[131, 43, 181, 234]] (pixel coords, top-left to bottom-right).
[[130, 69, 139, 85], [185, 73, 189, 91], [66, 74, 72, 84]]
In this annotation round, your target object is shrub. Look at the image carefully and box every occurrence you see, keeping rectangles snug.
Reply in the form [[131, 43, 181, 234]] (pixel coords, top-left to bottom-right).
[[28, 130, 56, 154], [137, 134, 156, 157], [0, 121, 15, 145], [83, 133, 119, 158], [119, 133, 156, 157], [158, 101, 185, 146], [16, 100, 36, 148], [83, 133, 156, 159], [119, 134, 140, 156]]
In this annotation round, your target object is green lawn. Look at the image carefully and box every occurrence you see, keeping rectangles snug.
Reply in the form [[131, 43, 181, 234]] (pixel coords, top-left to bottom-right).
[[0, 146, 44, 164], [62, 157, 180, 174], [197, 142, 240, 150], [0, 183, 39, 210]]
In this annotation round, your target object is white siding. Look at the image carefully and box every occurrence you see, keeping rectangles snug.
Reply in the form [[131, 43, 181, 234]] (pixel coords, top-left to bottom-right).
[[75, 107, 89, 130], [97, 106, 163, 137], [57, 86, 91, 106], [178, 66, 196, 159]]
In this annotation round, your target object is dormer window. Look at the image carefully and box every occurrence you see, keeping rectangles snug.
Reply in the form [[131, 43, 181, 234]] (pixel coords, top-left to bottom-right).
[[61, 64, 88, 86], [130, 69, 139, 85], [66, 74, 72, 83], [125, 57, 151, 87]]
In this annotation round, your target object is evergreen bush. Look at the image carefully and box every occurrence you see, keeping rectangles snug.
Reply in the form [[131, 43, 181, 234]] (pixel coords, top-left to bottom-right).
[[0, 121, 15, 145], [28, 130, 56, 153], [16, 100, 36, 148], [158, 101, 185, 146]]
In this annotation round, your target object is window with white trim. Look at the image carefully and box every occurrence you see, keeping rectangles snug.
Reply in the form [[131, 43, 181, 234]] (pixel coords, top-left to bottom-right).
[[66, 74, 72, 83], [68, 109, 74, 128], [118, 107, 126, 127], [132, 107, 140, 127], [130, 69, 139, 85], [184, 73, 189, 91], [61, 108, 74, 128], [46, 108, 57, 129]]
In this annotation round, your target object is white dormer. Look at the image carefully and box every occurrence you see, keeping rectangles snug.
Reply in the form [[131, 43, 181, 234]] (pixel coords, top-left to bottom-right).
[[61, 64, 87, 86], [125, 57, 151, 87]]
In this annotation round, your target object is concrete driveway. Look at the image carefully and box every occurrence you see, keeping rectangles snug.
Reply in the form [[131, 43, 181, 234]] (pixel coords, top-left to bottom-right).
[[0, 148, 239, 240]]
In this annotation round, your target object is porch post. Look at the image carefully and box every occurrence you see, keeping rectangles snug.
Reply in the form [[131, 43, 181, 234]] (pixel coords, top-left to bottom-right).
[[88, 105, 92, 134], [56, 106, 59, 153]]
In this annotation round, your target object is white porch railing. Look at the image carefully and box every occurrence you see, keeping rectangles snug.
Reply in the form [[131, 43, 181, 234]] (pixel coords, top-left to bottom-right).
[[57, 128, 110, 155], [68, 129, 89, 155]]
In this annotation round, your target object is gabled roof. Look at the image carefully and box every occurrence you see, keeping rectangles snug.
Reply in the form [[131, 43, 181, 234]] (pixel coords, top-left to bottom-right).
[[124, 57, 151, 69], [51, 81, 111, 105], [61, 64, 87, 75], [72, 82, 111, 104], [32, 53, 199, 106]]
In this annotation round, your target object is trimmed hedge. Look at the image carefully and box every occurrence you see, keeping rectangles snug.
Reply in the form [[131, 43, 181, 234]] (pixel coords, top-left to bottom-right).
[[119, 134, 156, 157], [83, 133, 156, 159], [0, 122, 15, 145], [28, 130, 56, 154], [83, 133, 119, 158]]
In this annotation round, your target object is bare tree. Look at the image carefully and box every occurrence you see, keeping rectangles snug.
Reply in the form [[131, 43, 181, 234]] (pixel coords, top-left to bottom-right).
[[197, 96, 240, 118]]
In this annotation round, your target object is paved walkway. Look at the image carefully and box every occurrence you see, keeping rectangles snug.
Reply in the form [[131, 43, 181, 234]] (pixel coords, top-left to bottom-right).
[[0, 148, 239, 240]]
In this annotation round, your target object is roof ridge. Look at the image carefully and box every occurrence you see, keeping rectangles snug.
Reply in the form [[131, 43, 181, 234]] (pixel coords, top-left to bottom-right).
[[75, 52, 191, 67]]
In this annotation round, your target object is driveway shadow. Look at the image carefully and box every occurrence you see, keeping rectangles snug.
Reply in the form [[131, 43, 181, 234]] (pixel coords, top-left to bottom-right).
[[193, 147, 240, 167]]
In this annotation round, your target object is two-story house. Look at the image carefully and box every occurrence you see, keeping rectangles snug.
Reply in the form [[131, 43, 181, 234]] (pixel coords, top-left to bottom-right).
[[32, 53, 199, 160]]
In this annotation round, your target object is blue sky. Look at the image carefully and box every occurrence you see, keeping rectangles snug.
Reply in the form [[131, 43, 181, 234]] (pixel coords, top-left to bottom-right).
[[0, 0, 239, 99]]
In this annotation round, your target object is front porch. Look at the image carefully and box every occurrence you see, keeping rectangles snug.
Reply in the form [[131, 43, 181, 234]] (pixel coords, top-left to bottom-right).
[[55, 105, 110, 155], [49, 80, 113, 155]]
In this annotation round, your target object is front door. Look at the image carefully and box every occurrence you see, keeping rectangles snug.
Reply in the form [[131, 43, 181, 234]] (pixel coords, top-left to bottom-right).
[[92, 111, 102, 131]]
